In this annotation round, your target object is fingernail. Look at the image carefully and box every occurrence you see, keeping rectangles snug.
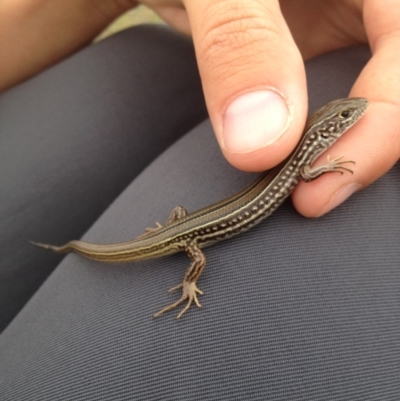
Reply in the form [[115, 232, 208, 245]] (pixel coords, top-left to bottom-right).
[[223, 89, 291, 153], [320, 183, 361, 216]]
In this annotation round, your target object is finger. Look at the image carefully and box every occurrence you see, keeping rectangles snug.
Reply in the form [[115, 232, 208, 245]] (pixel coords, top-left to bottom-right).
[[183, 0, 307, 171], [293, 0, 400, 217], [152, 5, 191, 34]]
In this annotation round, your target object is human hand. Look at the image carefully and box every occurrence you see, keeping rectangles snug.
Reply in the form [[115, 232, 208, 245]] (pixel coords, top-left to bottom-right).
[[144, 0, 400, 217], [2, 1, 398, 218]]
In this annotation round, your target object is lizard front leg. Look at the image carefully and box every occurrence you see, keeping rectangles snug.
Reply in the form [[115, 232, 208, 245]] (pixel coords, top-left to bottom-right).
[[154, 243, 206, 319], [300, 155, 355, 182]]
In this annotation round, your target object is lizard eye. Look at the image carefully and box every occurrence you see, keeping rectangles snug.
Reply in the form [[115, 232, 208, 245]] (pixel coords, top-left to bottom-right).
[[339, 109, 351, 118], [321, 132, 330, 139]]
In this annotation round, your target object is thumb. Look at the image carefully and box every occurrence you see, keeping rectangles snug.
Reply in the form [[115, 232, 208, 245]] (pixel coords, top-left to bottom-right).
[[184, 0, 307, 171]]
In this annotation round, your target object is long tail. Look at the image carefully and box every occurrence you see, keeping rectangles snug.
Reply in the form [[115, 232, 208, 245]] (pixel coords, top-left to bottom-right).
[[29, 236, 177, 262], [30, 241, 70, 254]]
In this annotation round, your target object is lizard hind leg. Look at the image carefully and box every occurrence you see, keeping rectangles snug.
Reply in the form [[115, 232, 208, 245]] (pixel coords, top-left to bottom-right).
[[165, 206, 188, 225], [137, 206, 188, 238], [153, 243, 206, 319]]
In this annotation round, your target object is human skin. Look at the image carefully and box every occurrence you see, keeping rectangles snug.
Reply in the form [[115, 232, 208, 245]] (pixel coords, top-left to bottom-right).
[[1, 0, 399, 217]]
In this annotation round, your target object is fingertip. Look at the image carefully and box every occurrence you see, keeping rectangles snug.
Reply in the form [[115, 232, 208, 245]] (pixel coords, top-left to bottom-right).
[[220, 89, 305, 172], [295, 178, 361, 218], [318, 183, 361, 217]]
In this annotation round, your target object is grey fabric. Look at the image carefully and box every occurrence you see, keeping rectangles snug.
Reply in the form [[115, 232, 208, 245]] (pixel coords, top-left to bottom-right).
[[1, 34, 399, 400], [0, 25, 207, 331]]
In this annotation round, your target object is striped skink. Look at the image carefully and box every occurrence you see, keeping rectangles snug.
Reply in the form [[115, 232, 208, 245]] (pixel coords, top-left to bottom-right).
[[33, 97, 368, 318]]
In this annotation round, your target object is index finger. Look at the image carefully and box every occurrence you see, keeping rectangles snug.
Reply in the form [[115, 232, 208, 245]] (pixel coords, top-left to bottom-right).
[[293, 0, 400, 217]]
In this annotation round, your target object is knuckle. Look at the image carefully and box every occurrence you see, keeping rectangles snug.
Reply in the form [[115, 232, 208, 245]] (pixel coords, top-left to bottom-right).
[[198, 1, 280, 66], [91, 0, 138, 20]]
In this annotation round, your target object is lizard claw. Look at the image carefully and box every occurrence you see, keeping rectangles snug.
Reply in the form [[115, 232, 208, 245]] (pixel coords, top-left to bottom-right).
[[153, 281, 203, 319]]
